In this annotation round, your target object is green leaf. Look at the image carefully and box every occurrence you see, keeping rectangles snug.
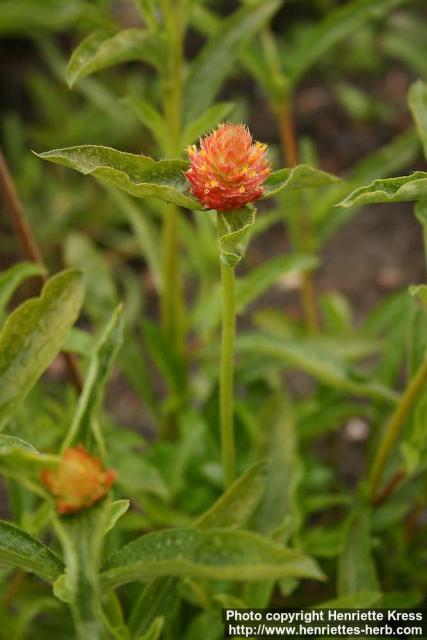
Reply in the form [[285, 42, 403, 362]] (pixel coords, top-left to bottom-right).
[[194, 462, 267, 530], [105, 500, 130, 534], [66, 29, 163, 88], [109, 189, 162, 292], [0, 519, 64, 583], [339, 172, 427, 207], [64, 232, 118, 323], [217, 207, 256, 267], [0, 262, 46, 318], [36, 145, 200, 210], [138, 618, 164, 640], [338, 509, 379, 595], [237, 253, 317, 310], [0, 269, 84, 425], [285, 0, 407, 84], [181, 102, 235, 148], [0, 434, 57, 483], [0, 0, 98, 35], [122, 95, 168, 152], [237, 333, 398, 403], [409, 284, 427, 310], [101, 528, 324, 589], [62, 305, 124, 450], [262, 164, 341, 199], [408, 80, 427, 160], [196, 253, 318, 336], [142, 320, 187, 402], [252, 396, 302, 540], [129, 462, 268, 636], [183, 0, 280, 124], [317, 590, 381, 608]]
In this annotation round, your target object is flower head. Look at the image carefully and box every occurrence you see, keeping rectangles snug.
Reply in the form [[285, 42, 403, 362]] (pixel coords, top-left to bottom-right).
[[41, 445, 116, 514], [185, 123, 271, 211]]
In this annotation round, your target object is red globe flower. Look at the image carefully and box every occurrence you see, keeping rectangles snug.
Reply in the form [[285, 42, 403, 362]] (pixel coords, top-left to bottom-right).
[[41, 445, 116, 514], [185, 123, 271, 211]]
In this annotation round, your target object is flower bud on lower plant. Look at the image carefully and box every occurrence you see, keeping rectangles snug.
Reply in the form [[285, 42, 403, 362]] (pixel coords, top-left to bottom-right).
[[185, 123, 271, 211], [41, 445, 116, 514]]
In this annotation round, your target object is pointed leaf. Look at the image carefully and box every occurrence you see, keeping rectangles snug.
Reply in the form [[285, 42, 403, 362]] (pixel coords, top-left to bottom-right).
[[217, 207, 256, 267], [0, 270, 84, 425], [237, 333, 398, 403], [409, 284, 427, 310], [194, 462, 268, 530], [62, 305, 124, 450], [338, 509, 379, 595], [0, 520, 64, 583], [339, 172, 427, 207], [286, 0, 407, 84], [181, 102, 235, 147], [101, 528, 324, 589], [0, 262, 46, 317], [183, 0, 280, 124], [195, 253, 318, 335], [253, 396, 302, 540], [263, 164, 341, 199], [36, 145, 200, 210], [408, 80, 427, 160], [66, 29, 164, 88], [122, 95, 168, 151], [0, 434, 57, 480]]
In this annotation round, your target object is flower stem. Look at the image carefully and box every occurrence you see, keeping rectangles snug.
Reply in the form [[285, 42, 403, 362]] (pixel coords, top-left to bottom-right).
[[369, 355, 427, 499], [274, 98, 319, 333], [219, 258, 236, 487]]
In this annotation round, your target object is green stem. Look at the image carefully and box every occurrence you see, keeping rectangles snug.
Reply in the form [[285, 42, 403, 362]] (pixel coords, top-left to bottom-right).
[[161, 203, 184, 351], [369, 355, 427, 499], [160, 0, 185, 353], [219, 259, 236, 487]]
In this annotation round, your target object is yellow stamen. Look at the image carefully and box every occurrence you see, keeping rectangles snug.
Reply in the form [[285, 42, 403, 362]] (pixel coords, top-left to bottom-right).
[[239, 186, 246, 193]]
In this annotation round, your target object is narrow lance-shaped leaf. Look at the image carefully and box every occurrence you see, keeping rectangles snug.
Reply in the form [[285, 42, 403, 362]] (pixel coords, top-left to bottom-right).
[[252, 396, 302, 540], [0, 269, 84, 426], [409, 284, 427, 310], [408, 80, 427, 161], [183, 0, 280, 124], [35, 145, 201, 210], [195, 253, 318, 336], [101, 528, 324, 590], [66, 28, 164, 88], [122, 95, 168, 152], [339, 172, 427, 207], [0, 262, 46, 318], [62, 305, 124, 451], [262, 164, 341, 199], [181, 102, 235, 148], [338, 509, 379, 595], [237, 333, 398, 403], [0, 519, 64, 583], [285, 0, 407, 84]]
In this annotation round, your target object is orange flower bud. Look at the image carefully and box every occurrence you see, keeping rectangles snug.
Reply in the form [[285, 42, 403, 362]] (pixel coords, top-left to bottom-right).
[[185, 123, 271, 211], [41, 445, 116, 514]]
